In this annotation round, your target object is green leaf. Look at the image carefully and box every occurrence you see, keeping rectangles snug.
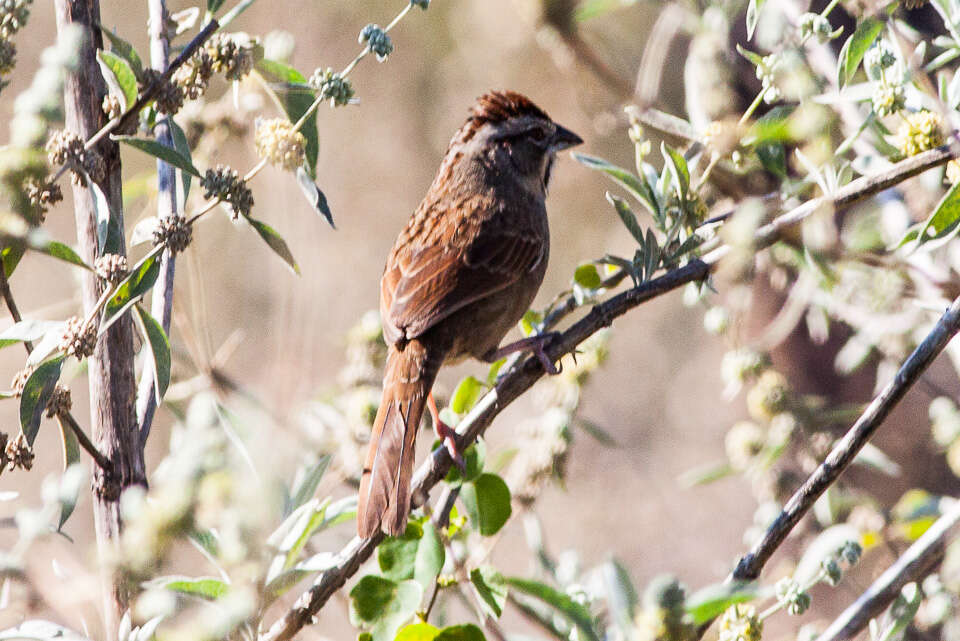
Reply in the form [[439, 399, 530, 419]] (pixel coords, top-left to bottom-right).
[[414, 521, 445, 592], [445, 439, 486, 486], [133, 304, 171, 400], [606, 193, 645, 244], [485, 358, 506, 386], [295, 167, 335, 228], [677, 460, 735, 487], [755, 142, 786, 178], [169, 119, 194, 203], [378, 522, 423, 582], [96, 50, 137, 111], [19, 356, 65, 445], [880, 583, 922, 640], [506, 577, 600, 641], [247, 217, 301, 275], [116, 136, 201, 177], [837, 17, 885, 86], [263, 551, 338, 604], [2, 244, 25, 278], [451, 375, 484, 414], [255, 59, 318, 178], [38, 241, 92, 270], [684, 581, 759, 624], [745, 0, 765, 40], [434, 625, 486, 641], [207, 0, 227, 13], [287, 455, 331, 514], [0, 320, 64, 350], [660, 143, 689, 201], [735, 44, 764, 67], [104, 253, 161, 320], [470, 566, 507, 618], [461, 473, 511, 536], [395, 623, 440, 641], [266, 497, 334, 580], [913, 180, 960, 249], [154, 576, 229, 600], [56, 462, 84, 531], [602, 559, 637, 632], [84, 172, 114, 253], [573, 263, 602, 289], [219, 0, 257, 28], [349, 576, 423, 641], [101, 28, 144, 78], [574, 153, 659, 218]]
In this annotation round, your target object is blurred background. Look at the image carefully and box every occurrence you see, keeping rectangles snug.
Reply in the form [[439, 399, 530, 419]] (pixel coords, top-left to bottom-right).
[[1, 1, 953, 639]]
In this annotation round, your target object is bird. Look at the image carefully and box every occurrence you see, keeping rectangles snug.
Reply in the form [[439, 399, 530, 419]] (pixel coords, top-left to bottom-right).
[[357, 90, 583, 538]]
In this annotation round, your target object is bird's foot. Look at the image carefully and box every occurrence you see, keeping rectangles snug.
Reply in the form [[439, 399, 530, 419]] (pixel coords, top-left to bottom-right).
[[487, 332, 561, 375], [428, 392, 465, 470]]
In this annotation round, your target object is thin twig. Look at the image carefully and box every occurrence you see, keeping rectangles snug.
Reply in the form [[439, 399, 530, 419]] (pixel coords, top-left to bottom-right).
[[732, 295, 960, 581], [260, 141, 960, 641], [0, 265, 33, 352], [85, 19, 220, 151], [58, 412, 112, 470], [816, 499, 960, 641]]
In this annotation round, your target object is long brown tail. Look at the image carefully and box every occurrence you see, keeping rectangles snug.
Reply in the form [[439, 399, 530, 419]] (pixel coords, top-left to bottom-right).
[[357, 339, 441, 538]]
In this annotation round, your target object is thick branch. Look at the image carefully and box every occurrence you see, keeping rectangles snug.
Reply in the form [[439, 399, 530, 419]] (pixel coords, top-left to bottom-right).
[[732, 294, 960, 581], [817, 499, 960, 641], [261, 142, 959, 641], [54, 2, 143, 638]]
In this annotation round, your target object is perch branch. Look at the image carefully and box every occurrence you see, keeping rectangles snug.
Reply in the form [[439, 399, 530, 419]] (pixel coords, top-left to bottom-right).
[[817, 498, 960, 641], [731, 294, 960, 582], [261, 142, 959, 641]]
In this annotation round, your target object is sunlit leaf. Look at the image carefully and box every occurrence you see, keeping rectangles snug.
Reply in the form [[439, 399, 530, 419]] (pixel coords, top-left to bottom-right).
[[685, 581, 759, 624], [255, 59, 318, 177], [0, 320, 64, 350], [287, 455, 331, 514], [574, 154, 659, 218], [414, 522, 445, 592], [104, 253, 161, 322], [37, 241, 92, 271], [152, 576, 229, 600], [745, 0, 765, 40], [837, 16, 885, 86], [378, 522, 423, 582], [445, 439, 486, 487], [96, 50, 137, 110], [101, 28, 144, 78], [606, 193, 645, 244]]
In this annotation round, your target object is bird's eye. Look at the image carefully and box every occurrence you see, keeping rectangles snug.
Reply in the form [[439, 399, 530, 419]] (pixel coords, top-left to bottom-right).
[[528, 127, 548, 142]]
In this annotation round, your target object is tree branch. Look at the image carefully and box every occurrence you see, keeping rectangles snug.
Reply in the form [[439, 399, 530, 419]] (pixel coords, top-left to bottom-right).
[[732, 294, 960, 581], [136, 0, 180, 446], [817, 498, 960, 641], [54, 2, 144, 637], [260, 141, 959, 641]]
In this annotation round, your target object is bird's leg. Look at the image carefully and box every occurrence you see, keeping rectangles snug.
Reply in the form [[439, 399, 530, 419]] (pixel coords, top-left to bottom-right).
[[428, 392, 465, 470], [485, 332, 561, 375]]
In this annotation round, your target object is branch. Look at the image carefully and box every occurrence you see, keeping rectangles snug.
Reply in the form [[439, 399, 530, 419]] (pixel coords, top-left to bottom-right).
[[136, 0, 181, 446], [83, 18, 220, 152], [732, 293, 960, 581], [260, 142, 959, 641], [817, 499, 960, 641]]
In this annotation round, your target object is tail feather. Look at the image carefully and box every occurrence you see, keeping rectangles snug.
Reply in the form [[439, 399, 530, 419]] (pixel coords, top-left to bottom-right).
[[357, 341, 439, 538]]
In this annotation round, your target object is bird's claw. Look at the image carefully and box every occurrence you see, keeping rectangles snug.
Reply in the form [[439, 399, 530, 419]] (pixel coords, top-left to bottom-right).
[[434, 418, 465, 471]]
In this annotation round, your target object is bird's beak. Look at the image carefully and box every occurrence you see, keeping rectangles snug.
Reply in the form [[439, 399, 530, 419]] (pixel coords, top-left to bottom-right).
[[550, 124, 583, 152]]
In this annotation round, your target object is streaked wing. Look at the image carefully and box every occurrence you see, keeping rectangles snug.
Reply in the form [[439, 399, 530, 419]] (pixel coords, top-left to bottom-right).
[[382, 223, 543, 342]]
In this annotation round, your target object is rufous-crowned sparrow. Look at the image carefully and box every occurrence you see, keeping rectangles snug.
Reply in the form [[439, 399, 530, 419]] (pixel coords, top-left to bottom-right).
[[357, 90, 582, 538]]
